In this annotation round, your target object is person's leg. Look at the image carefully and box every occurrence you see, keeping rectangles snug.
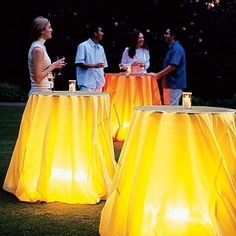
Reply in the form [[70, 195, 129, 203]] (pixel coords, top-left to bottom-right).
[[170, 89, 183, 105], [163, 88, 171, 105], [78, 85, 93, 91], [95, 81, 104, 92], [95, 85, 103, 92], [163, 88, 183, 105]]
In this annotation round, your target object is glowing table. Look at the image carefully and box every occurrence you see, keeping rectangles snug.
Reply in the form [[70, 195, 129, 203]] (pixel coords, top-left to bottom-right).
[[100, 105, 236, 235], [3, 91, 116, 204], [103, 73, 161, 141]]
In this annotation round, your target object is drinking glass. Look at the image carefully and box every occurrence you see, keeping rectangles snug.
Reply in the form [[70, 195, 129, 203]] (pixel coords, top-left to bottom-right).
[[48, 72, 55, 90], [56, 56, 65, 76]]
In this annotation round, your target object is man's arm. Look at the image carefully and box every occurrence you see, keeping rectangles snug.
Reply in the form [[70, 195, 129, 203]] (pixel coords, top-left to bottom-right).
[[156, 65, 176, 80], [76, 62, 105, 69]]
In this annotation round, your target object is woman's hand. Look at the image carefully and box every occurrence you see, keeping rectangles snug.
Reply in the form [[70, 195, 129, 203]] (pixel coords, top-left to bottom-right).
[[53, 58, 67, 70]]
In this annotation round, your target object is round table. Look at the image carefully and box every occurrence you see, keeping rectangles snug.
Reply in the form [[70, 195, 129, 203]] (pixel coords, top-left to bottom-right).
[[3, 91, 116, 204]]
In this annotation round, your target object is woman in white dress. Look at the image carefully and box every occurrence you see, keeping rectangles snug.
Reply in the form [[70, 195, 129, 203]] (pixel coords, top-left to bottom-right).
[[120, 29, 150, 73], [28, 16, 66, 95]]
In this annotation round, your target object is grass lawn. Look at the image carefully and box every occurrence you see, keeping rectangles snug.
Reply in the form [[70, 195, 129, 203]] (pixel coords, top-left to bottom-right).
[[0, 105, 123, 236]]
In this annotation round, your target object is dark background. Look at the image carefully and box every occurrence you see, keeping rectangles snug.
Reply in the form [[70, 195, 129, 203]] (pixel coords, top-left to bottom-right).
[[2, 0, 236, 99]]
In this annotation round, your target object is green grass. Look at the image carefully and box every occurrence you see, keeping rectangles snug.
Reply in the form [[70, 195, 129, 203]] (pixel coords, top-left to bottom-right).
[[0, 105, 122, 236]]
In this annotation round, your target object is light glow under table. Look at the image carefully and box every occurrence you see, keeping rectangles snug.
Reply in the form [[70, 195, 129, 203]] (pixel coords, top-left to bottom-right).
[[100, 105, 236, 235], [3, 91, 116, 204], [103, 73, 161, 141]]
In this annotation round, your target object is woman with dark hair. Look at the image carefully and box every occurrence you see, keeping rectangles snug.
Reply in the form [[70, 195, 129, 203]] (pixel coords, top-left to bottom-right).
[[120, 29, 150, 73], [28, 16, 66, 95]]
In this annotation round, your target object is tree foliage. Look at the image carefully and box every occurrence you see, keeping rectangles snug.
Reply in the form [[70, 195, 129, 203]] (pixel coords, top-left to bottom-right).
[[3, 0, 236, 98]]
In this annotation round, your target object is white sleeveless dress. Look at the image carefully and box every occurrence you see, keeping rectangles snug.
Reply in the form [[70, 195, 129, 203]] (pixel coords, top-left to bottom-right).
[[28, 38, 51, 95]]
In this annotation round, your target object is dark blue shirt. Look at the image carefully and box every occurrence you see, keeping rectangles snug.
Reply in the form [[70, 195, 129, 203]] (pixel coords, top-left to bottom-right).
[[163, 40, 187, 89]]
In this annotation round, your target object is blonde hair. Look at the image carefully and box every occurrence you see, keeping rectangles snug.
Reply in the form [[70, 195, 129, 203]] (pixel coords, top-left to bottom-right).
[[31, 16, 50, 40]]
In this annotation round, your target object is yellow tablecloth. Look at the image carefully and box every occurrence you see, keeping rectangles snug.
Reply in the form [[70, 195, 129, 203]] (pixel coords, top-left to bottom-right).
[[100, 105, 236, 235], [3, 91, 116, 204], [103, 73, 161, 141]]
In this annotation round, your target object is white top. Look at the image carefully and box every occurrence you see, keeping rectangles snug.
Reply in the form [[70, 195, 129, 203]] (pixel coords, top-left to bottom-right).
[[121, 47, 150, 73], [28, 38, 51, 95]]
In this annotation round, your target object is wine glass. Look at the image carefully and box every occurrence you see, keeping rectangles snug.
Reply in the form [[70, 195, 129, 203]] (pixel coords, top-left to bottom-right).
[[48, 72, 55, 91], [56, 56, 65, 76]]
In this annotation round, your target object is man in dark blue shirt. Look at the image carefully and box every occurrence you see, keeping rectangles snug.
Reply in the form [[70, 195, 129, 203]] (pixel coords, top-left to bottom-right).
[[156, 27, 187, 105]]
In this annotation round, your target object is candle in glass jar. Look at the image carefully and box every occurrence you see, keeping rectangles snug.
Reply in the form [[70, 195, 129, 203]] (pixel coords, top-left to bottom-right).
[[182, 92, 192, 109], [69, 80, 76, 92], [127, 65, 131, 74]]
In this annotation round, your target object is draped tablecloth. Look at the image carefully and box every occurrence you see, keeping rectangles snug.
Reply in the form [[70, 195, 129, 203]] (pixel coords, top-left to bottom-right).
[[100, 105, 236, 236], [3, 91, 116, 204], [103, 73, 161, 141]]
